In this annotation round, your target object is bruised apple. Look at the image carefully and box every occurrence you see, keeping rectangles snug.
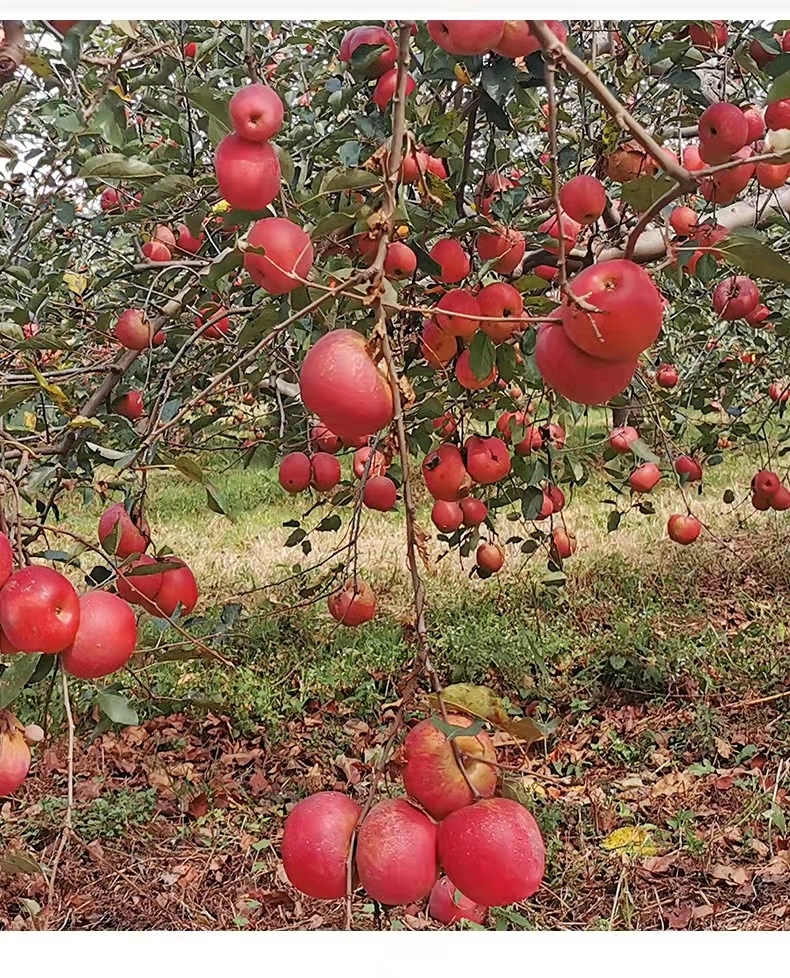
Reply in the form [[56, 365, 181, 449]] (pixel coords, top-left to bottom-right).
[[428, 876, 487, 925], [328, 579, 376, 625], [422, 444, 470, 501]]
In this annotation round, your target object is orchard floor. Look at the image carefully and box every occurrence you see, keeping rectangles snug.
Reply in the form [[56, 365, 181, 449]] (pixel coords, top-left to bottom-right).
[[3, 445, 790, 931]]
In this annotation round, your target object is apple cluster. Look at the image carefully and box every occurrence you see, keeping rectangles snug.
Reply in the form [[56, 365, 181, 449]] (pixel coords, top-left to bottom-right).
[[0, 505, 199, 798], [282, 712, 545, 917]]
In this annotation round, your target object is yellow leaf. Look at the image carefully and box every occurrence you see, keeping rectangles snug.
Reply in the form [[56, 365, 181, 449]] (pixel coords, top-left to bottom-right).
[[23, 411, 37, 431], [430, 683, 544, 746], [110, 84, 131, 102], [67, 416, 104, 431], [602, 826, 658, 857], [63, 271, 88, 295], [454, 63, 472, 85], [27, 364, 72, 413], [24, 52, 53, 79], [212, 199, 231, 214]]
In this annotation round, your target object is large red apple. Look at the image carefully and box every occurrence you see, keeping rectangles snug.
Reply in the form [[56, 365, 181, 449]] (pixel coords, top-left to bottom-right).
[[675, 455, 703, 482], [535, 318, 636, 405], [432, 500, 464, 533], [245, 217, 314, 294], [214, 133, 281, 211], [403, 713, 497, 820], [562, 259, 663, 361], [698, 102, 748, 164], [0, 566, 80, 654], [279, 452, 312, 492], [559, 174, 606, 226], [113, 390, 144, 420], [438, 798, 545, 907], [712, 276, 760, 320], [435, 289, 479, 339], [230, 83, 284, 141], [629, 463, 661, 493], [311, 453, 342, 493], [355, 798, 438, 905], [363, 476, 397, 511], [455, 349, 497, 390], [0, 711, 31, 797], [115, 554, 165, 606], [372, 68, 416, 111], [60, 591, 137, 679], [667, 513, 701, 545], [429, 238, 470, 284], [476, 227, 525, 276], [300, 329, 394, 440], [477, 282, 524, 344], [421, 318, 457, 368], [282, 791, 361, 899]]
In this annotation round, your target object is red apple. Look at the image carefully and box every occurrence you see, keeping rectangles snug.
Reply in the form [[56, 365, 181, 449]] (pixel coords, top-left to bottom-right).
[[423, 444, 469, 501], [279, 452, 312, 492], [667, 513, 702, 544], [455, 349, 497, 390], [0, 566, 80, 654], [245, 217, 314, 294], [427, 20, 505, 56], [230, 83, 284, 141], [476, 542, 504, 574], [429, 238, 470, 284], [477, 282, 524, 344], [114, 390, 144, 420], [421, 318, 457, 368], [363, 476, 397, 511], [438, 798, 546, 907], [629, 463, 661, 493], [465, 435, 511, 485], [99, 502, 150, 558], [432, 500, 464, 533], [403, 713, 497, 820], [282, 791, 361, 899], [311, 453, 342, 492], [428, 876, 487, 925], [114, 308, 155, 350], [435, 289, 480, 339], [559, 175, 606, 225], [356, 798, 438, 905], [214, 133, 281, 211], [460, 497, 488, 527], [60, 591, 137, 679], [327, 579, 376, 626]]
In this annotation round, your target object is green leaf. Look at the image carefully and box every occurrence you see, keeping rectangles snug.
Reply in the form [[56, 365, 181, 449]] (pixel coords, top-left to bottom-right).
[[413, 243, 442, 278], [205, 482, 231, 516], [312, 211, 357, 239], [620, 174, 674, 213], [80, 154, 162, 181], [431, 715, 485, 740], [723, 235, 790, 284], [96, 692, 138, 727], [186, 86, 232, 133], [324, 169, 381, 192], [24, 51, 53, 78], [468, 330, 495, 381], [0, 655, 41, 709], [630, 439, 660, 464], [0, 387, 36, 417], [141, 174, 194, 205], [521, 485, 546, 520], [174, 456, 204, 482], [607, 510, 622, 533], [478, 89, 513, 132], [767, 69, 790, 103], [496, 343, 517, 383]]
